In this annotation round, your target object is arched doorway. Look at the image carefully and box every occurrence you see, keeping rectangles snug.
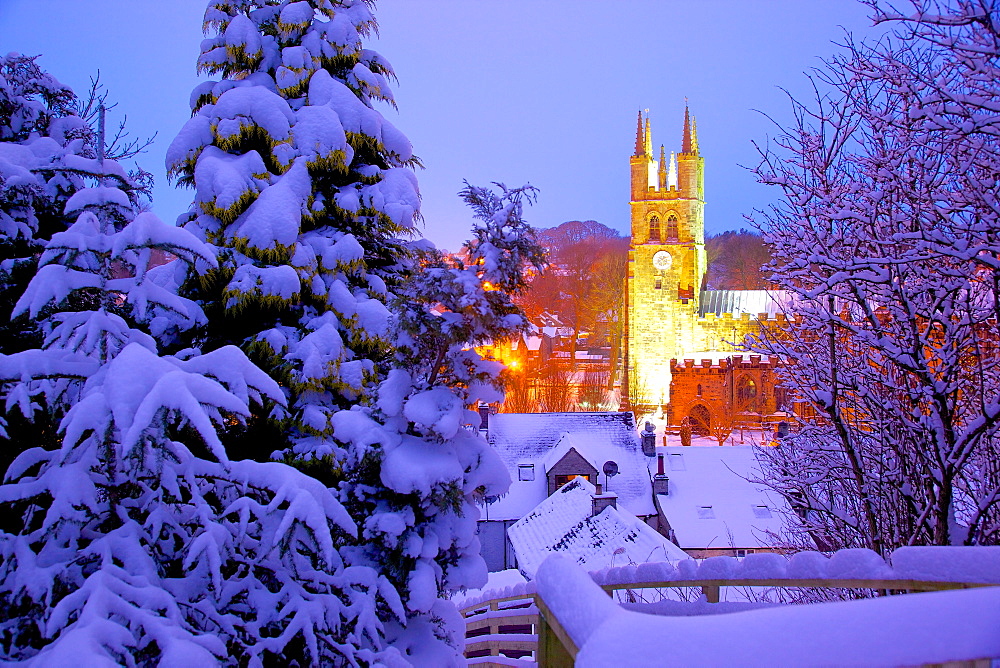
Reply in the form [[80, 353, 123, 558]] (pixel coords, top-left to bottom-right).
[[688, 404, 711, 436]]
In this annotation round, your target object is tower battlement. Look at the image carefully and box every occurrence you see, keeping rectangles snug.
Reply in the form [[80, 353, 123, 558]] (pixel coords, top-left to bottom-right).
[[670, 354, 781, 374]]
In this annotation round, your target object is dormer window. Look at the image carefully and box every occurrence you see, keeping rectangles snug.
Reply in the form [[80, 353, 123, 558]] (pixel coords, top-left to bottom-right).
[[518, 464, 535, 481]]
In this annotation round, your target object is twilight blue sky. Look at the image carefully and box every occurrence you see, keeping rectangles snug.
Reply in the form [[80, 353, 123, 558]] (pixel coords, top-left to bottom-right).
[[2, 1, 882, 250]]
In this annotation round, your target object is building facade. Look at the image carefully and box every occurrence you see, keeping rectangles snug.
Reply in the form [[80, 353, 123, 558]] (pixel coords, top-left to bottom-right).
[[624, 108, 786, 427]]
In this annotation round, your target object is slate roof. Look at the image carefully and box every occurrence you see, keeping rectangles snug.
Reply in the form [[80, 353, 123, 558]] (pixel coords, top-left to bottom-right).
[[482, 412, 656, 521], [698, 290, 791, 318], [654, 445, 788, 550], [507, 477, 688, 579]]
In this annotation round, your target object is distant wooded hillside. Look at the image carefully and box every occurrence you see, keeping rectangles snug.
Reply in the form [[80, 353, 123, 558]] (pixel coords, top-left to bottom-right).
[[705, 229, 771, 290]]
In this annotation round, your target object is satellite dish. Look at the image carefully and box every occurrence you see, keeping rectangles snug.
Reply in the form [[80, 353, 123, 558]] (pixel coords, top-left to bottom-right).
[[603, 460, 619, 477]]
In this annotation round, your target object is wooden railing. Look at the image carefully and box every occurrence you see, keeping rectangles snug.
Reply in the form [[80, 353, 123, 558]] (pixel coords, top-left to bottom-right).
[[461, 591, 538, 666], [536, 554, 1000, 668], [526, 578, 990, 667], [463, 547, 1000, 666]]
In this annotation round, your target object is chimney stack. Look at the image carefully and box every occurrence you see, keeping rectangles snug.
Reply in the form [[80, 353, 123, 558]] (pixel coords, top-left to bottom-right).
[[641, 421, 657, 457], [592, 484, 617, 516], [654, 455, 669, 495]]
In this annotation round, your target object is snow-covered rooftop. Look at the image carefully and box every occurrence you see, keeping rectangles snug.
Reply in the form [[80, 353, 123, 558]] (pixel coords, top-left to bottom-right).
[[699, 289, 791, 318], [654, 445, 787, 550], [507, 477, 687, 579], [483, 412, 656, 521]]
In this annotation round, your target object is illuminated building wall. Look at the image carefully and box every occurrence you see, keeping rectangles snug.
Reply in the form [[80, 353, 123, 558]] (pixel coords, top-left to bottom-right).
[[624, 108, 765, 412]]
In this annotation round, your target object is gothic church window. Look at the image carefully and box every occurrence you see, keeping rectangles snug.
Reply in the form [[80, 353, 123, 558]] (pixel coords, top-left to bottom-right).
[[737, 376, 759, 413], [655, 278, 662, 290], [648, 214, 660, 242], [689, 405, 711, 435], [666, 214, 679, 240]]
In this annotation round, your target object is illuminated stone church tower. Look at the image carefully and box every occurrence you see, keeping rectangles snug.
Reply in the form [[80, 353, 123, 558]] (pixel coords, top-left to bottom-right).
[[624, 107, 708, 407], [622, 108, 787, 429]]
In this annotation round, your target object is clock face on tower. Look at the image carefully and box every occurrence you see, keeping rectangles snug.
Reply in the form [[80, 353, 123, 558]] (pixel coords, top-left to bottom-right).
[[652, 250, 673, 271]]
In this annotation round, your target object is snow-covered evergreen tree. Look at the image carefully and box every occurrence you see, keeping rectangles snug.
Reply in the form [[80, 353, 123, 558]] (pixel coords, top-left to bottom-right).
[[0, 54, 100, 470], [342, 182, 542, 659], [0, 143, 407, 663], [165, 4, 522, 661], [0, 55, 156, 478], [166, 0, 419, 463]]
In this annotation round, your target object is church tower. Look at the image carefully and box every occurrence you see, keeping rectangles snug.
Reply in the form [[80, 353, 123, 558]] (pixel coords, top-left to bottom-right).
[[624, 107, 707, 409]]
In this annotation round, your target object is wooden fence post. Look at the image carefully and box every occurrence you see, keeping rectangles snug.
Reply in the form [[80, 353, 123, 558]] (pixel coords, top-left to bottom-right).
[[536, 596, 576, 668]]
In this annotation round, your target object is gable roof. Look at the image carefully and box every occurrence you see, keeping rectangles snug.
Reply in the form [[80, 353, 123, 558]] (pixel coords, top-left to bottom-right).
[[654, 445, 788, 549], [508, 477, 688, 579], [483, 412, 656, 520], [542, 433, 597, 473]]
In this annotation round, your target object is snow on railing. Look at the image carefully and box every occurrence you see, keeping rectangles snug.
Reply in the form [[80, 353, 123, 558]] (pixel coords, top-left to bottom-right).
[[533, 547, 1000, 667], [589, 546, 1000, 588]]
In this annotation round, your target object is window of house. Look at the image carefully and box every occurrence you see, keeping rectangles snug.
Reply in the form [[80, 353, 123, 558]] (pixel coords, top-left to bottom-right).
[[752, 505, 772, 519], [518, 464, 535, 481], [554, 474, 589, 488], [736, 549, 756, 558], [648, 215, 661, 242], [666, 215, 679, 239], [697, 506, 715, 519], [654, 278, 662, 290]]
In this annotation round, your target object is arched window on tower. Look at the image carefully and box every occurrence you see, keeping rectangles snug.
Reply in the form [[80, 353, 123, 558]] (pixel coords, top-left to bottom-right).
[[666, 214, 679, 240], [648, 215, 660, 242]]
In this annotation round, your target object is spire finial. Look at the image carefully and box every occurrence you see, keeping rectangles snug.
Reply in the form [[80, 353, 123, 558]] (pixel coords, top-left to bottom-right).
[[634, 110, 644, 156], [644, 114, 652, 156], [682, 102, 693, 154]]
